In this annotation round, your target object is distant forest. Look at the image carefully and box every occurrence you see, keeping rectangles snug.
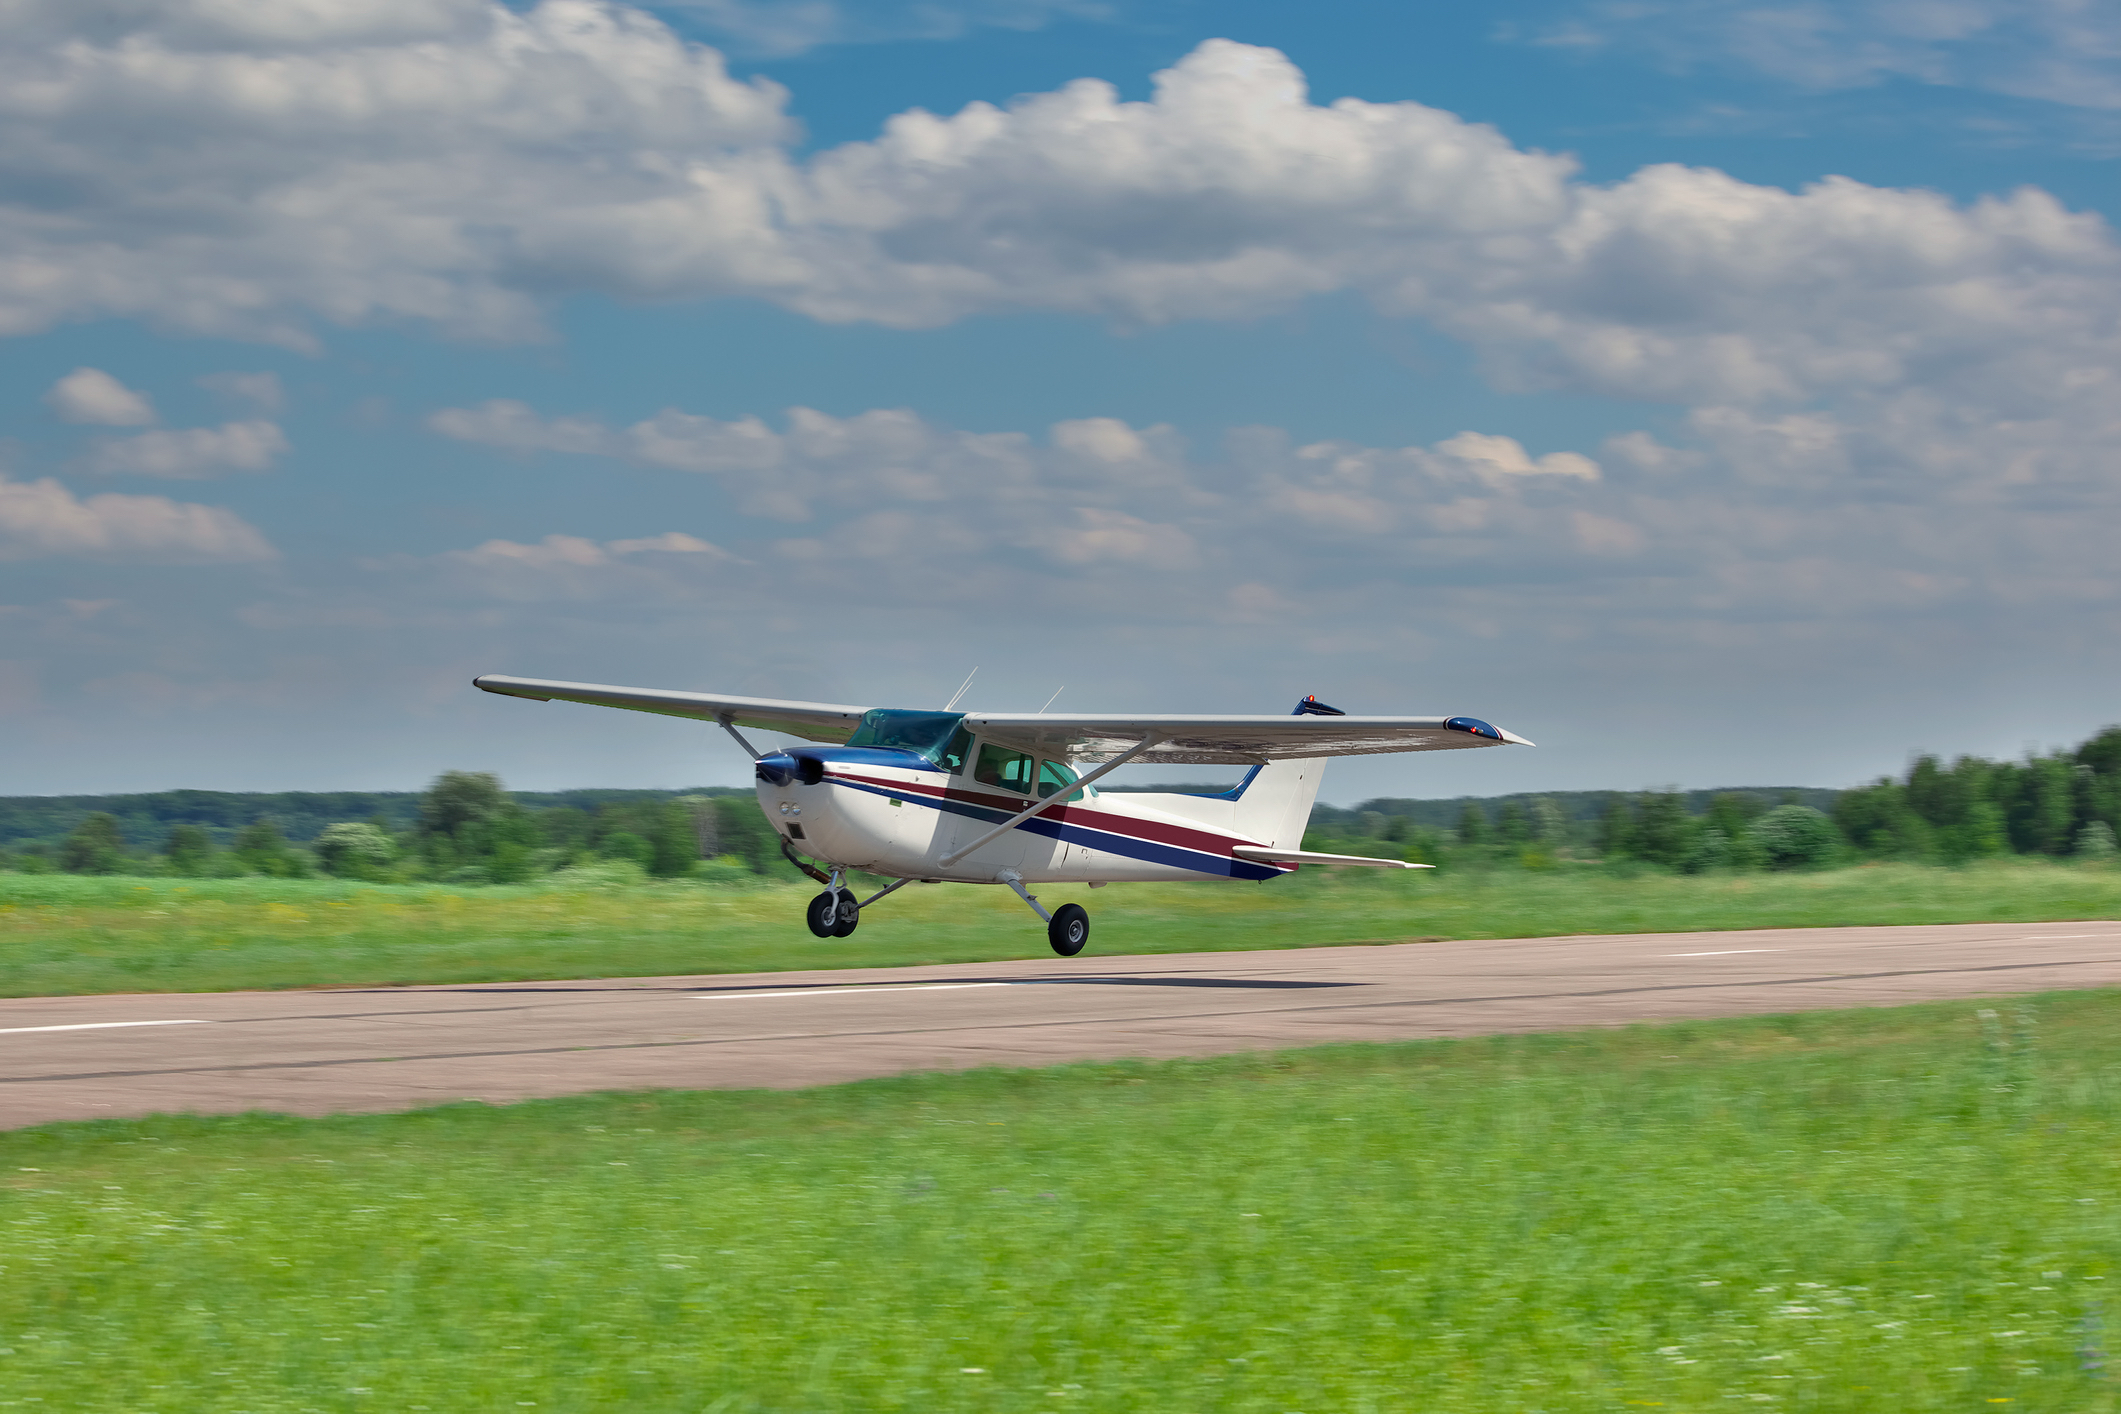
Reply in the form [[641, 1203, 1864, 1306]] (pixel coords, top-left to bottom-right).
[[2, 723, 2115, 881]]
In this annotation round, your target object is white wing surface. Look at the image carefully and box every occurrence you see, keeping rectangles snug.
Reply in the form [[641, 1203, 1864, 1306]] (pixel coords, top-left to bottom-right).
[[964, 713, 1533, 765], [472, 675, 866, 744], [473, 675, 1532, 763]]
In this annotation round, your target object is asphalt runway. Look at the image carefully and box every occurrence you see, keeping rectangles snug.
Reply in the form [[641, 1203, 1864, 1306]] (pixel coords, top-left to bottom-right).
[[4, 919, 2120, 1129]]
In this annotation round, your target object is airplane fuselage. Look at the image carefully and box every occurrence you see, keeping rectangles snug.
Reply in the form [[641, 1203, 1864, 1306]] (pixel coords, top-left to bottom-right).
[[754, 743, 1291, 885]]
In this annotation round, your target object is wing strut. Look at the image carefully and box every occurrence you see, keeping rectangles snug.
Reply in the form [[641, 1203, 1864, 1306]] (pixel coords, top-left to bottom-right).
[[716, 712, 765, 761], [936, 734, 1162, 868]]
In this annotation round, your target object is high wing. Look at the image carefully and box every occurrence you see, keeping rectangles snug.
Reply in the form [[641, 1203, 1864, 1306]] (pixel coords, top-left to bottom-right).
[[473, 675, 1533, 763], [472, 675, 866, 744], [966, 712, 1533, 765]]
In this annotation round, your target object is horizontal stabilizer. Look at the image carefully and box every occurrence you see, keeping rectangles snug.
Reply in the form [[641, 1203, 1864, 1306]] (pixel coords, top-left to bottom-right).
[[1230, 846, 1434, 869]]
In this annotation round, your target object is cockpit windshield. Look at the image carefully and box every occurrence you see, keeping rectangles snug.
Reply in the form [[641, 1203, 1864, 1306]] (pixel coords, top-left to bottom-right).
[[842, 709, 968, 765]]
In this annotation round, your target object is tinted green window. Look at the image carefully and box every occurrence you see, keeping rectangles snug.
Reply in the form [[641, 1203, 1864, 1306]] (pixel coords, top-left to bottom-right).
[[973, 743, 1034, 794], [1037, 758, 1091, 801], [938, 727, 973, 775]]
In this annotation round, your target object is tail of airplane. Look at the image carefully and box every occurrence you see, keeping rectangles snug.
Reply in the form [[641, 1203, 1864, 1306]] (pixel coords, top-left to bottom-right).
[[1230, 694, 1338, 847], [1230, 756, 1328, 850]]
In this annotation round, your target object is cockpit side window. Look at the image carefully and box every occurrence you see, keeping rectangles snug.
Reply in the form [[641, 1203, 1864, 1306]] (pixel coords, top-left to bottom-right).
[[1037, 757, 1093, 801], [973, 743, 1034, 795], [938, 727, 974, 775]]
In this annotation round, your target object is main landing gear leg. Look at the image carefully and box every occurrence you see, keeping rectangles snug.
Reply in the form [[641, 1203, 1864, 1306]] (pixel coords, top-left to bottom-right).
[[998, 869, 1090, 957]]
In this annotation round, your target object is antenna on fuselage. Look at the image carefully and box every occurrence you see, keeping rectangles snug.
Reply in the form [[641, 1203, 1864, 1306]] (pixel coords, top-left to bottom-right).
[[1037, 685, 1065, 714], [943, 667, 978, 712]]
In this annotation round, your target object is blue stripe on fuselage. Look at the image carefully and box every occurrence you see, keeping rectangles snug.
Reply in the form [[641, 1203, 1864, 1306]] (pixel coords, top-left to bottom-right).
[[821, 774, 1286, 881]]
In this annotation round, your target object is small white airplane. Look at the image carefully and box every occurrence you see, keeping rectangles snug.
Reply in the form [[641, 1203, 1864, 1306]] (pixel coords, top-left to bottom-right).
[[474, 675, 1532, 956]]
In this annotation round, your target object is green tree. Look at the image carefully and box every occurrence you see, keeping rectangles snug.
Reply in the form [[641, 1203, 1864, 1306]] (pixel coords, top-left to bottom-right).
[[1833, 779, 1930, 860], [2076, 726, 2121, 779], [1529, 797, 1569, 848], [60, 813, 127, 874], [416, 771, 539, 881], [1630, 790, 1696, 868], [1906, 754, 2006, 863], [1495, 800, 1530, 845], [1748, 805, 1842, 870], [601, 831, 653, 870], [538, 806, 593, 854], [164, 823, 216, 876], [1455, 801, 1488, 847], [1679, 827, 1731, 874], [710, 796, 787, 875], [314, 822, 394, 879], [1595, 795, 1634, 859], [646, 801, 701, 878], [420, 771, 507, 837], [2076, 820, 2117, 861], [232, 817, 305, 876]]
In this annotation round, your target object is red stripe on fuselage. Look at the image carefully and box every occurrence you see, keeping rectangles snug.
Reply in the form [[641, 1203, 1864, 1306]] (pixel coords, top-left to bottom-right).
[[827, 769, 1251, 859]]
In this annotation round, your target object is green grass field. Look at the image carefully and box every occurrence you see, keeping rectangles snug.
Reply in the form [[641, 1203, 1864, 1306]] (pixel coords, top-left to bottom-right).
[[6, 990, 2120, 1411], [2, 859, 2118, 997]]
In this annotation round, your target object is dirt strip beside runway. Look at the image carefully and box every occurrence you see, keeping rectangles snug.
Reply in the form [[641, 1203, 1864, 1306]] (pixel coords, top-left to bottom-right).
[[4, 919, 2119, 1128]]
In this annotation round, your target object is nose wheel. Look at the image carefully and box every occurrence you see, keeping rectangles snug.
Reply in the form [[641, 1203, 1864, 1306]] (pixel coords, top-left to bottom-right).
[[805, 888, 860, 938]]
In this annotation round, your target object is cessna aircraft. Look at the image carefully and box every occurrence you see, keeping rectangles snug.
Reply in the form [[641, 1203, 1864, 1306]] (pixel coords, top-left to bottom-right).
[[474, 675, 1532, 956]]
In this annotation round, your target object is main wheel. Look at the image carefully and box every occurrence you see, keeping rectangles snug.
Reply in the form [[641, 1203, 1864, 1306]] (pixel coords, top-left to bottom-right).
[[832, 889, 860, 938], [1047, 903, 1089, 957], [804, 890, 840, 938]]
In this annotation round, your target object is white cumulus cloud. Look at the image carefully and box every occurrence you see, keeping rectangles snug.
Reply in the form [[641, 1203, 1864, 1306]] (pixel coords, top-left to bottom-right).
[[1, 11, 2112, 448], [0, 474, 276, 562], [85, 421, 291, 478], [197, 371, 284, 411], [45, 368, 156, 426]]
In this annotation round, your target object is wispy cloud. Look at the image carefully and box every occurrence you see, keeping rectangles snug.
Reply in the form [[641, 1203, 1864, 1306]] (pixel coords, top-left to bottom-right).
[[653, 0, 1109, 57], [1512, 1, 2121, 110], [85, 422, 290, 479]]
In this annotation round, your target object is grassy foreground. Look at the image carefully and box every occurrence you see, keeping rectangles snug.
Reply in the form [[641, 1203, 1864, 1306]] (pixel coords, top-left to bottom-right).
[[7, 991, 2121, 1411], [3, 859, 2119, 997]]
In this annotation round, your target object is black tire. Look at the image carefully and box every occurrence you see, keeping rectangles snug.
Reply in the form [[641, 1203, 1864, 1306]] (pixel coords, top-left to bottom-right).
[[805, 890, 839, 938], [1048, 903, 1089, 957], [832, 889, 860, 938]]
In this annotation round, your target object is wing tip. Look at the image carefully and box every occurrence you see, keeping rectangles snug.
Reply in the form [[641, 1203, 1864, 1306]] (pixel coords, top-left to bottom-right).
[[473, 674, 551, 702]]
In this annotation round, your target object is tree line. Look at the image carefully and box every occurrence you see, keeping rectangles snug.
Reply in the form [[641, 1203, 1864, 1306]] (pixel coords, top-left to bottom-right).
[[1303, 725, 2121, 871], [0, 773, 797, 884], [7, 725, 2118, 882]]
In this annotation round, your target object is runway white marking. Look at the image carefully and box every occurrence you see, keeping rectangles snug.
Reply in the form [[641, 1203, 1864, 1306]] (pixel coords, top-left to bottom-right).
[[1667, 949, 1784, 957], [0, 1019, 212, 1035], [695, 982, 1015, 1001]]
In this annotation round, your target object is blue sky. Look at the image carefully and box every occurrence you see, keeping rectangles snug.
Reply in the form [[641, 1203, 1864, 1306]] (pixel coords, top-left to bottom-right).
[[3, 0, 2118, 802]]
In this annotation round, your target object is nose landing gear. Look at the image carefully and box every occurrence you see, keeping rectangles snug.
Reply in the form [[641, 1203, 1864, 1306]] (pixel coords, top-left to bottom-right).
[[805, 888, 860, 938], [805, 868, 863, 938]]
